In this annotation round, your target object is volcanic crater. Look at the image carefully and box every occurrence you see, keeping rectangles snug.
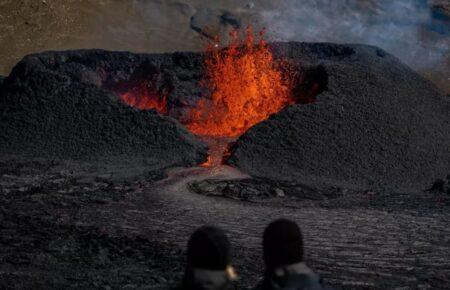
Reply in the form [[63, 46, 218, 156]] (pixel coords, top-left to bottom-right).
[[104, 30, 330, 168], [0, 34, 448, 192]]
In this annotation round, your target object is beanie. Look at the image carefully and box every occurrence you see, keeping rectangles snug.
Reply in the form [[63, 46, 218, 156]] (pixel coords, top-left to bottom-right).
[[187, 226, 231, 270], [263, 219, 304, 269]]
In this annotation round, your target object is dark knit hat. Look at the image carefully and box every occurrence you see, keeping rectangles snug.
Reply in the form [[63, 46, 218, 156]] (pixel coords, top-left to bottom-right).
[[263, 219, 304, 268], [187, 226, 231, 270]]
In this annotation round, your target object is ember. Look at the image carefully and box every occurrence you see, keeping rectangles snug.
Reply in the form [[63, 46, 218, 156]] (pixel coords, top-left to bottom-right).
[[186, 26, 294, 138]]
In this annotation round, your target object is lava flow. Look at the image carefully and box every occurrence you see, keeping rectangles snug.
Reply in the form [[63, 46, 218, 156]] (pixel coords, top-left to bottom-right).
[[186, 27, 294, 138]]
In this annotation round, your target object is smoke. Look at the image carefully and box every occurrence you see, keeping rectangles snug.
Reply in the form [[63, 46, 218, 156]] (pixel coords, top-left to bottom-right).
[[128, 0, 449, 71], [92, 0, 448, 91], [256, 0, 449, 70]]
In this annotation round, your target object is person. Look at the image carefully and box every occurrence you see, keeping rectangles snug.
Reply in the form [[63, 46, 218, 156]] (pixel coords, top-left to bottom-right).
[[254, 219, 332, 290], [175, 225, 237, 290]]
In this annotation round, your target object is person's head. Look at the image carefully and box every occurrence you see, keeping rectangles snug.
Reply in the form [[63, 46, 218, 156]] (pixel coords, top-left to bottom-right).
[[183, 225, 236, 289], [263, 219, 304, 270]]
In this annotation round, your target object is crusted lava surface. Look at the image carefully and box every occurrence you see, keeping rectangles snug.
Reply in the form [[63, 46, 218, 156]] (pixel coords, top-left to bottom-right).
[[1, 159, 450, 289]]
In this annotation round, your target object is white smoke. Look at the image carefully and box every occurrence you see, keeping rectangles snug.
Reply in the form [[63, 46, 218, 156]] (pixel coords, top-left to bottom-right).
[[255, 0, 449, 70]]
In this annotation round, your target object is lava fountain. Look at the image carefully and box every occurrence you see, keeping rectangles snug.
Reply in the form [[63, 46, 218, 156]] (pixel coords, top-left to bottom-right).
[[188, 27, 295, 167], [187, 27, 294, 138], [119, 27, 298, 167]]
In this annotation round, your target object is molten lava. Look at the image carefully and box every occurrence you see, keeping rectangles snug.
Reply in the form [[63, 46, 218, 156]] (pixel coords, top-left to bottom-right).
[[186, 27, 294, 138], [118, 27, 297, 167], [120, 83, 167, 113], [198, 136, 234, 168]]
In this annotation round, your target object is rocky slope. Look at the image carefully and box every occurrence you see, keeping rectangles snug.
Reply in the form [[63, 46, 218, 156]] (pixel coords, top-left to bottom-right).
[[0, 50, 207, 166], [1, 42, 448, 192], [228, 43, 449, 192]]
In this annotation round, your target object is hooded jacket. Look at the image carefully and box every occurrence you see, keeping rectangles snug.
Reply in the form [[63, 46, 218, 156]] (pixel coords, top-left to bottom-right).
[[174, 268, 236, 290], [253, 262, 331, 290]]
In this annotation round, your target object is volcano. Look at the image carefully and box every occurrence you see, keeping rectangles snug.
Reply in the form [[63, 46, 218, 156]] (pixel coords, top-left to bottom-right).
[[0, 39, 448, 192], [0, 40, 450, 290]]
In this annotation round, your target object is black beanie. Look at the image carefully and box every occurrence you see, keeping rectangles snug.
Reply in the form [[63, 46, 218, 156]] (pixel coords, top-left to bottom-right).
[[263, 219, 304, 268], [186, 226, 231, 270]]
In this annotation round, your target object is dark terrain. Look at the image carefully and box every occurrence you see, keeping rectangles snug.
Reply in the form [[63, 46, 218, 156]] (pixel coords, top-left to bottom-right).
[[0, 160, 449, 289], [1, 43, 448, 191], [0, 42, 449, 289], [229, 43, 449, 192]]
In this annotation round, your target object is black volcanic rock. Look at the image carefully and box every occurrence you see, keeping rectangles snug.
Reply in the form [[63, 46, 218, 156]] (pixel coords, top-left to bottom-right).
[[1, 44, 448, 191], [228, 43, 450, 192], [0, 50, 207, 166]]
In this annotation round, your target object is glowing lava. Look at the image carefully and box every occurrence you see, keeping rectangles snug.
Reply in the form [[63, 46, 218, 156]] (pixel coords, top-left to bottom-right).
[[186, 27, 294, 138], [120, 83, 167, 113], [198, 136, 234, 168], [118, 27, 297, 167]]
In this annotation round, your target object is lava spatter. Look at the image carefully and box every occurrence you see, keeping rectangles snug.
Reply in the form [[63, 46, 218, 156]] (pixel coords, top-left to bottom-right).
[[186, 26, 294, 138]]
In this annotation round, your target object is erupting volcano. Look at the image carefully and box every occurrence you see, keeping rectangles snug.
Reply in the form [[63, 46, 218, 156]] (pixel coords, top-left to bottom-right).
[[187, 27, 294, 138], [120, 26, 294, 140], [118, 27, 296, 167], [1, 3, 450, 288]]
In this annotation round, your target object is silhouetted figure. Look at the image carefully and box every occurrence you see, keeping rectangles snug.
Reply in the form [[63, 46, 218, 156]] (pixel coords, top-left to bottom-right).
[[176, 226, 237, 290], [254, 219, 332, 290]]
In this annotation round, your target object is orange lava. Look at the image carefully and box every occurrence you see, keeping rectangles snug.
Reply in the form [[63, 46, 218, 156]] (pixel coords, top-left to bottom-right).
[[198, 136, 234, 167], [186, 26, 294, 138], [200, 155, 213, 168], [120, 83, 167, 113]]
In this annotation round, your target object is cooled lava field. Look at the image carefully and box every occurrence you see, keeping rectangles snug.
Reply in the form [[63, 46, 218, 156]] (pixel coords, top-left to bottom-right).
[[0, 39, 449, 289]]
